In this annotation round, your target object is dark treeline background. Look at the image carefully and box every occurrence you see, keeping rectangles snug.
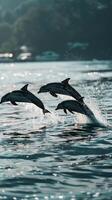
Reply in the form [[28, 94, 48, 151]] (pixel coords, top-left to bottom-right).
[[0, 0, 112, 60]]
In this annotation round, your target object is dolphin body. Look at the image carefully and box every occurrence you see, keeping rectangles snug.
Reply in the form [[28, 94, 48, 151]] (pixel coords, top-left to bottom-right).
[[55, 100, 104, 126], [0, 84, 50, 114], [0, 90, 31, 105], [38, 78, 84, 103]]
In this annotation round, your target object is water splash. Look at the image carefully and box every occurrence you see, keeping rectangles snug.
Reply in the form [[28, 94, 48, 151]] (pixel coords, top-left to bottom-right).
[[75, 99, 107, 128], [86, 99, 108, 126], [54, 94, 107, 127], [23, 103, 64, 130]]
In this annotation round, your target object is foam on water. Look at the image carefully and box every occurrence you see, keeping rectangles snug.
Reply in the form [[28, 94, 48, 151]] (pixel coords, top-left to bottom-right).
[[23, 103, 64, 130], [84, 98, 108, 126]]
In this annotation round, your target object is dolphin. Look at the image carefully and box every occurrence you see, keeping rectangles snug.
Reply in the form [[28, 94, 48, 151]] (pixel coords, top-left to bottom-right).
[[38, 78, 84, 103], [0, 90, 31, 105], [55, 100, 102, 125], [55, 100, 87, 115], [0, 84, 50, 114]]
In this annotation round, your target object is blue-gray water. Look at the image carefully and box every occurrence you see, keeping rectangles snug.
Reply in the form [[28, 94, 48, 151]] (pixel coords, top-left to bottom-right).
[[0, 61, 112, 200]]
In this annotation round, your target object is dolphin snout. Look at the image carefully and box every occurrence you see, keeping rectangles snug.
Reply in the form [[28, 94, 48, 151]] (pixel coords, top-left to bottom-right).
[[37, 88, 42, 94], [0, 99, 3, 104], [55, 106, 60, 110], [38, 89, 41, 94]]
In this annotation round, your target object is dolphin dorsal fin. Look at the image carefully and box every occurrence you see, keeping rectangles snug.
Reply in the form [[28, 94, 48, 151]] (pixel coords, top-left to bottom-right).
[[61, 78, 70, 85], [21, 84, 29, 91]]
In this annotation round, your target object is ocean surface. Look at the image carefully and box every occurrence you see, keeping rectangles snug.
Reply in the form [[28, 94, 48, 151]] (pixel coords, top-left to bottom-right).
[[0, 61, 112, 200]]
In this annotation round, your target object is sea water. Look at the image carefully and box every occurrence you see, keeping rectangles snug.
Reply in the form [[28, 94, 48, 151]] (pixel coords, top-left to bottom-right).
[[0, 61, 112, 199]]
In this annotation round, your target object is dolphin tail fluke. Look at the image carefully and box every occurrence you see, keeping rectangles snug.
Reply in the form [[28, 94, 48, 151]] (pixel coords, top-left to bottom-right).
[[43, 109, 50, 115]]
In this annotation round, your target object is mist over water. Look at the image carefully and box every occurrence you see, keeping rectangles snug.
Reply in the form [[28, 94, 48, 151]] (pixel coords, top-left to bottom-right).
[[0, 61, 112, 199]]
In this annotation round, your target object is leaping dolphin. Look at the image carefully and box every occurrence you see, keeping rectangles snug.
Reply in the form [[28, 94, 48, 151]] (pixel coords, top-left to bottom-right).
[[0, 84, 50, 114], [0, 90, 31, 105], [55, 100, 103, 126], [38, 78, 84, 103]]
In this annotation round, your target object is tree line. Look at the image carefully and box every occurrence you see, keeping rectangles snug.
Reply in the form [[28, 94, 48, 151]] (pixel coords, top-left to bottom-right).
[[0, 0, 112, 60]]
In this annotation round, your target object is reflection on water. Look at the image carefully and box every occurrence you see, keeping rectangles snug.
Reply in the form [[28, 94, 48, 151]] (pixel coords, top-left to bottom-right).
[[0, 61, 112, 199]]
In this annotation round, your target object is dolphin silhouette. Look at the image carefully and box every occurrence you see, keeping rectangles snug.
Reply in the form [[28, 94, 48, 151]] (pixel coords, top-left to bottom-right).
[[38, 78, 84, 103], [0, 90, 31, 105], [55, 100, 87, 114], [55, 100, 102, 125], [0, 84, 50, 114]]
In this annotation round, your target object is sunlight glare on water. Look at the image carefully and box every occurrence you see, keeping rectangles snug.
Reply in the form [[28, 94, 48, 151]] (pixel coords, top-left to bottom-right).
[[0, 61, 112, 200]]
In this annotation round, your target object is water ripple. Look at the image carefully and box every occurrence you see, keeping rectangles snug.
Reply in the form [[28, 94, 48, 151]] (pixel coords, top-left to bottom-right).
[[0, 61, 112, 199]]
